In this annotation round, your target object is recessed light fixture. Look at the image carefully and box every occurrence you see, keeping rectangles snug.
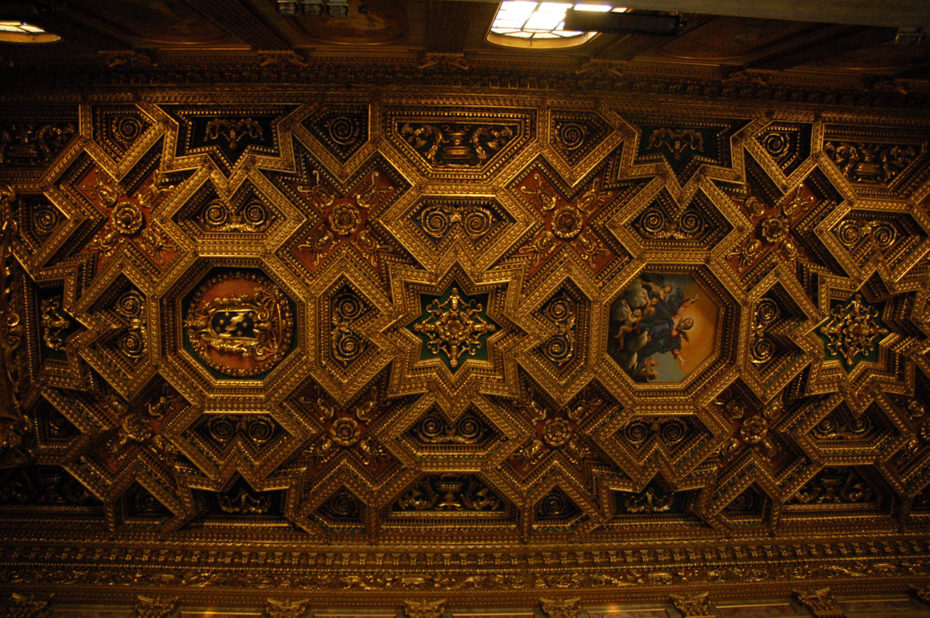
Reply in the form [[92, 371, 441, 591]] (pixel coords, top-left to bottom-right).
[[0, 20, 60, 44], [301, 0, 324, 16], [488, 1, 628, 48], [278, 0, 353, 17], [327, 0, 349, 18]]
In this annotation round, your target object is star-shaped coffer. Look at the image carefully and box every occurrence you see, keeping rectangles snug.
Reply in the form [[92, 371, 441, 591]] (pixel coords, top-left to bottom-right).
[[410, 286, 497, 370], [385, 263, 524, 413]]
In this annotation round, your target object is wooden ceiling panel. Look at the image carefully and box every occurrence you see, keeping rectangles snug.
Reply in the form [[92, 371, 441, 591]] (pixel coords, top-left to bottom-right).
[[63, 0, 244, 48], [651, 17, 817, 62], [0, 2, 929, 615]]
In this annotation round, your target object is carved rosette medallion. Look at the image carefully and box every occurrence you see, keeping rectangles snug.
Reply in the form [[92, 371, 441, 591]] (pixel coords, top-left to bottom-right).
[[184, 271, 294, 377], [72, 163, 178, 271]]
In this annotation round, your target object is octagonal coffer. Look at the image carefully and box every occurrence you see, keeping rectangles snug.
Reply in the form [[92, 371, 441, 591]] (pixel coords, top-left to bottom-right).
[[183, 269, 295, 378], [162, 262, 305, 394]]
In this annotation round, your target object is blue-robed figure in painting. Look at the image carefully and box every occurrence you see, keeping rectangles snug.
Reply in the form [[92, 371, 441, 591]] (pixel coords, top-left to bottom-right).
[[608, 274, 697, 382]]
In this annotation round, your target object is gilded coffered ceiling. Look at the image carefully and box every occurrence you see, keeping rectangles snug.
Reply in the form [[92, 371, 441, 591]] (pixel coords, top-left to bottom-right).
[[1, 1, 930, 617]]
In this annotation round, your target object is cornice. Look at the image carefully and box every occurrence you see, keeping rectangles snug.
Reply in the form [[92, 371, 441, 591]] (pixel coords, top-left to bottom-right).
[[0, 56, 928, 113]]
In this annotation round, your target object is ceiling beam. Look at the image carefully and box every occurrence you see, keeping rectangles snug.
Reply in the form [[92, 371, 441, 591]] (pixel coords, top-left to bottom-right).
[[183, 0, 292, 50], [746, 25, 897, 71], [44, 7, 138, 50], [594, 15, 712, 61], [896, 57, 930, 78], [442, 0, 930, 29], [597, 33, 676, 61], [426, 0, 489, 52]]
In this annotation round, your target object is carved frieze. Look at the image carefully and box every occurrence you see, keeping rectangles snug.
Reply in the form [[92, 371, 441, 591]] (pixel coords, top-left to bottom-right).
[[392, 475, 508, 518], [630, 118, 746, 183], [824, 140, 919, 185], [161, 104, 298, 176]]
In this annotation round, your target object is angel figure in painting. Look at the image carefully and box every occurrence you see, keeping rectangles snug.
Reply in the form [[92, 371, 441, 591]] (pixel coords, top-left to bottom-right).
[[608, 274, 699, 382]]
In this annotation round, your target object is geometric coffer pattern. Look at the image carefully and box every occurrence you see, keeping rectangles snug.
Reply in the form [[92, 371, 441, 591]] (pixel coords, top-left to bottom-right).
[[1, 92, 930, 610]]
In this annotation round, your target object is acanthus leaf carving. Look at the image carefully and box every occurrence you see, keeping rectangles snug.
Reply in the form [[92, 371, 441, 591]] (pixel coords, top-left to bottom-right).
[[670, 591, 714, 617]]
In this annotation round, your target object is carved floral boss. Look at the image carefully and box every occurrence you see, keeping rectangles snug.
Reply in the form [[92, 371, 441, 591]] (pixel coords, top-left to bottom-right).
[[819, 294, 889, 368], [294, 170, 395, 271], [78, 167, 177, 269], [517, 172, 616, 274], [184, 271, 294, 377]]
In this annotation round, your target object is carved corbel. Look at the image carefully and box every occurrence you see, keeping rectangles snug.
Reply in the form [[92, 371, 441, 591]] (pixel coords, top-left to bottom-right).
[[265, 597, 311, 618], [910, 586, 930, 606], [540, 596, 582, 618], [418, 53, 469, 71], [670, 591, 714, 617], [1, 592, 53, 618], [99, 50, 156, 69], [403, 598, 446, 618], [258, 51, 309, 68], [133, 595, 179, 618], [575, 58, 627, 78], [793, 587, 843, 617]]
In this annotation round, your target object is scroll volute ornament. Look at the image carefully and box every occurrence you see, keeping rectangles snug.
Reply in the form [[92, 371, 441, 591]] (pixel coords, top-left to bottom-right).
[[0, 186, 30, 468]]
